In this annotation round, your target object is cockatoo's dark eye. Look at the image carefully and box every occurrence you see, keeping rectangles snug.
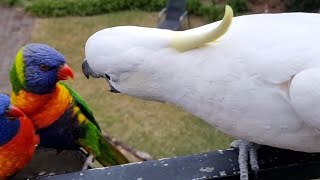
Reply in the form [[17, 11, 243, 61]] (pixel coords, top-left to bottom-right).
[[40, 64, 49, 71], [105, 74, 110, 80]]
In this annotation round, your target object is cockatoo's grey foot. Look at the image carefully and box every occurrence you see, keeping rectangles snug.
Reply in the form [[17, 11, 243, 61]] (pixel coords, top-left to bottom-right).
[[82, 154, 96, 170], [230, 140, 260, 180]]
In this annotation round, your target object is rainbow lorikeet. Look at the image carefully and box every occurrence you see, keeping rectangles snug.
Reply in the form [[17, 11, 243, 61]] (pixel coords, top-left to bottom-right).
[[10, 43, 129, 169], [0, 94, 39, 180]]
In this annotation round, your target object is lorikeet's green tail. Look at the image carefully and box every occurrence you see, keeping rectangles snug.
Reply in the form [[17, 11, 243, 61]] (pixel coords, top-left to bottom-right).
[[96, 135, 129, 166]]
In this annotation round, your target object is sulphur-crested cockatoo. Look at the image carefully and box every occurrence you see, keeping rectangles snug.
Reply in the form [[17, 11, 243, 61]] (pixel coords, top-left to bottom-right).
[[82, 5, 320, 180]]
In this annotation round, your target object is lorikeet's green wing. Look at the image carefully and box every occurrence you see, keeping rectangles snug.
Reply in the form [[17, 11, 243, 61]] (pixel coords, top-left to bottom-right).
[[60, 82, 129, 165], [59, 82, 101, 132], [78, 121, 129, 166]]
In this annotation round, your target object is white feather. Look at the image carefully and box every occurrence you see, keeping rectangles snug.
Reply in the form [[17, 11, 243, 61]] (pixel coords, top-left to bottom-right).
[[85, 12, 320, 152]]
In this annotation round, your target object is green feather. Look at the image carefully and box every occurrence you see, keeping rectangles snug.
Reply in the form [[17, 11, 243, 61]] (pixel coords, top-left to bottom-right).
[[97, 134, 130, 166], [60, 82, 101, 131], [78, 121, 101, 156], [78, 121, 129, 166], [10, 48, 27, 94], [10, 64, 24, 94], [61, 82, 129, 165]]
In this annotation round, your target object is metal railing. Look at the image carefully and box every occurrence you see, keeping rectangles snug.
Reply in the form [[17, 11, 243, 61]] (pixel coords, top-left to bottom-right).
[[41, 146, 320, 180]]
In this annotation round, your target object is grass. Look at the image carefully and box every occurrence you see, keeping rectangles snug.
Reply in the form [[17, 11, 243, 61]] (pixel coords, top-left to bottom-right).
[[31, 10, 233, 159]]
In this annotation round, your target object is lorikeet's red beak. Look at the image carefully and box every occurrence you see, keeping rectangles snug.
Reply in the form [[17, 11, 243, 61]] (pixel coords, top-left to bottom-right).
[[57, 64, 74, 80], [6, 106, 25, 120]]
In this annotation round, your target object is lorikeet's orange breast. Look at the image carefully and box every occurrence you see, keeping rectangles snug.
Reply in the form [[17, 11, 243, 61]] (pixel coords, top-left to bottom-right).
[[0, 117, 39, 178], [11, 84, 73, 129]]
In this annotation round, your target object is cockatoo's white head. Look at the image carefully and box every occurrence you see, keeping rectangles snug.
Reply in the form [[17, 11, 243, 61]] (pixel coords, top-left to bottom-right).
[[82, 5, 233, 101], [83, 26, 175, 100]]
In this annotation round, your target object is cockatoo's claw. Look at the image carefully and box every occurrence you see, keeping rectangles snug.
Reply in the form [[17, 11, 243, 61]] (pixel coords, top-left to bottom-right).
[[82, 154, 96, 170], [249, 143, 260, 179], [230, 140, 260, 180]]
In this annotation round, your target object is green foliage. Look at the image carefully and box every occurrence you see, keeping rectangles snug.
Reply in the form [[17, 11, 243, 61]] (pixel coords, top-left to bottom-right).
[[1, 0, 248, 21], [0, 0, 33, 7], [0, 0, 20, 6], [228, 0, 248, 14], [286, 0, 320, 12], [187, 0, 202, 15], [141, 0, 167, 11], [188, 0, 249, 22], [25, 0, 167, 17], [199, 4, 224, 22], [26, 0, 98, 17]]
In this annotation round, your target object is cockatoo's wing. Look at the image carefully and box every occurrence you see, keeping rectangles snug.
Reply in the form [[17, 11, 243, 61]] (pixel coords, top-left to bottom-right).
[[290, 68, 320, 132]]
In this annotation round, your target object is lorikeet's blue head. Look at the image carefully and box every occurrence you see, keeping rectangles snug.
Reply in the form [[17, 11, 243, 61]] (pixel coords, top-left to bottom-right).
[[0, 94, 24, 145], [10, 43, 74, 94], [0, 94, 10, 116]]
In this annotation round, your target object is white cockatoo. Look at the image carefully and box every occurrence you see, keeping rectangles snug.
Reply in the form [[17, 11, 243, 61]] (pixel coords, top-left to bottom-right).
[[82, 5, 320, 179]]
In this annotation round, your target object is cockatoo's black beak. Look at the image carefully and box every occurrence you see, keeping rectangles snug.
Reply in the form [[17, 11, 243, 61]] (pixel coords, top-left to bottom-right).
[[82, 59, 121, 93], [82, 59, 103, 79], [82, 59, 90, 79]]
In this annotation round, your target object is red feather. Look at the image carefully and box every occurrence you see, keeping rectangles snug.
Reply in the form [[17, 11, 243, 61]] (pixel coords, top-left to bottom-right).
[[0, 116, 39, 179]]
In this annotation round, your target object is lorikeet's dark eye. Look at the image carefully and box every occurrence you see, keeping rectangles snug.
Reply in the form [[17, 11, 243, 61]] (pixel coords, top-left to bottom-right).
[[5, 106, 10, 112], [40, 64, 49, 71]]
